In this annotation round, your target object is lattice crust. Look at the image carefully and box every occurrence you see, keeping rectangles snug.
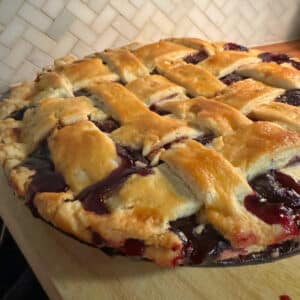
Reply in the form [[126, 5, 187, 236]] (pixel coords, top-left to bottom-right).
[[1, 37, 300, 267]]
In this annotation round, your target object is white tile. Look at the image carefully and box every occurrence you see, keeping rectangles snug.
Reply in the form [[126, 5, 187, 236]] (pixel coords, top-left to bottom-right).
[[130, 0, 145, 8], [28, 0, 46, 8], [42, 0, 66, 19], [113, 15, 138, 40], [51, 31, 77, 58], [152, 11, 174, 35], [135, 21, 157, 42], [91, 5, 117, 34], [0, 62, 14, 81], [0, 16, 27, 48], [94, 27, 119, 50], [132, 1, 155, 29], [152, 0, 174, 15], [110, 0, 136, 19], [72, 41, 94, 57], [0, 0, 23, 25], [205, 3, 225, 27], [12, 60, 40, 84], [27, 48, 53, 68], [5, 39, 33, 68], [172, 17, 199, 38], [112, 35, 129, 48], [67, 0, 96, 25], [88, 0, 108, 13], [0, 80, 9, 93], [169, 1, 193, 23], [24, 27, 56, 52], [70, 19, 97, 45], [0, 43, 9, 60], [47, 9, 75, 40], [18, 2, 52, 32]]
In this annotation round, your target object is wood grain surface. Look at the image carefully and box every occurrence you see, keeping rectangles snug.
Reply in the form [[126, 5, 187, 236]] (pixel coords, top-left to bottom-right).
[[1, 41, 300, 300]]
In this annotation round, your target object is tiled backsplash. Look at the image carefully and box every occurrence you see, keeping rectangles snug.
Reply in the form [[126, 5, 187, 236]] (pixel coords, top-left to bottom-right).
[[0, 0, 300, 91]]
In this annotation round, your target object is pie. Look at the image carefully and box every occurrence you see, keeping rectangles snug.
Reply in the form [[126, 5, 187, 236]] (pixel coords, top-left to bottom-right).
[[1, 38, 300, 267]]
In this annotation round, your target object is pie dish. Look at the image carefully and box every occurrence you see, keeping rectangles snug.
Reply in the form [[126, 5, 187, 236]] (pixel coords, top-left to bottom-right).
[[1, 37, 300, 267]]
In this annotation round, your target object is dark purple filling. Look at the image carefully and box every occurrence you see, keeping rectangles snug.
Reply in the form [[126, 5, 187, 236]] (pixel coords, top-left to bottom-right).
[[246, 169, 300, 235], [21, 142, 68, 215], [194, 132, 216, 145], [8, 106, 28, 121], [276, 89, 300, 107], [149, 104, 170, 116], [224, 42, 248, 52], [93, 118, 120, 133], [184, 50, 208, 64], [291, 60, 300, 70], [258, 52, 291, 64], [77, 145, 152, 215], [258, 52, 300, 71], [74, 88, 92, 97], [170, 215, 230, 265], [122, 239, 145, 256], [220, 72, 248, 85]]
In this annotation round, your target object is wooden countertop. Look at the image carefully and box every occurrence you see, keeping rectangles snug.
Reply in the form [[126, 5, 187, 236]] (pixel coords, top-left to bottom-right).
[[255, 40, 300, 57], [1, 40, 300, 300]]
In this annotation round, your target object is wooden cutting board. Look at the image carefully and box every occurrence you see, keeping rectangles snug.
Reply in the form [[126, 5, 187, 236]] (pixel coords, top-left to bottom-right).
[[1, 170, 300, 300], [1, 41, 300, 300]]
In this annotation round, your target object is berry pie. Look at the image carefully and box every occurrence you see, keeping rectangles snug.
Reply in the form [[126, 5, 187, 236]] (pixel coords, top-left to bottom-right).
[[1, 38, 300, 267]]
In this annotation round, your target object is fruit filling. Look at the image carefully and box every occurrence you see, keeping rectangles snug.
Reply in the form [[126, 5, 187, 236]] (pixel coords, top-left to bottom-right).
[[170, 215, 230, 265], [184, 51, 209, 64], [223, 43, 248, 52], [258, 52, 300, 70], [21, 142, 68, 215], [77, 145, 152, 214], [276, 89, 300, 107], [246, 168, 300, 237], [220, 72, 248, 85]]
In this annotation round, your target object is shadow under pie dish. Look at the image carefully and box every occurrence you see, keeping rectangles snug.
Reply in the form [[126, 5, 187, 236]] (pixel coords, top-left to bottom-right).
[[1, 38, 300, 267]]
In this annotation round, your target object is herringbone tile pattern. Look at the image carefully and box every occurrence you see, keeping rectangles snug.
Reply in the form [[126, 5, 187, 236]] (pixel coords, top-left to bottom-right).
[[0, 0, 299, 91]]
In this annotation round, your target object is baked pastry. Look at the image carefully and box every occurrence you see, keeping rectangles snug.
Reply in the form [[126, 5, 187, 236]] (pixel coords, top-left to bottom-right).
[[1, 38, 300, 267]]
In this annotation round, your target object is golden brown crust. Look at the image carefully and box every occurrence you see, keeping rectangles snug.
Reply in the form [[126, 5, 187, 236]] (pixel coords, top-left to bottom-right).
[[133, 40, 197, 70], [48, 120, 121, 194], [156, 97, 252, 136], [88, 81, 149, 123], [214, 79, 284, 114], [199, 51, 261, 78], [56, 57, 119, 89], [249, 102, 300, 131], [100, 48, 149, 83], [161, 139, 282, 248], [212, 121, 300, 179], [237, 62, 300, 89], [166, 37, 217, 55], [126, 74, 186, 105], [22, 97, 98, 154], [156, 59, 226, 97]]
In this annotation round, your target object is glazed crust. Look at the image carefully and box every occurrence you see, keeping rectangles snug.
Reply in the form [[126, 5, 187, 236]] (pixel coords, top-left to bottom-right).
[[133, 40, 197, 70], [237, 62, 300, 89], [214, 79, 284, 114], [156, 59, 226, 97], [156, 97, 252, 136], [212, 121, 300, 179], [100, 48, 149, 83], [249, 102, 300, 131], [199, 51, 261, 78], [126, 75, 187, 105], [1, 37, 300, 267]]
